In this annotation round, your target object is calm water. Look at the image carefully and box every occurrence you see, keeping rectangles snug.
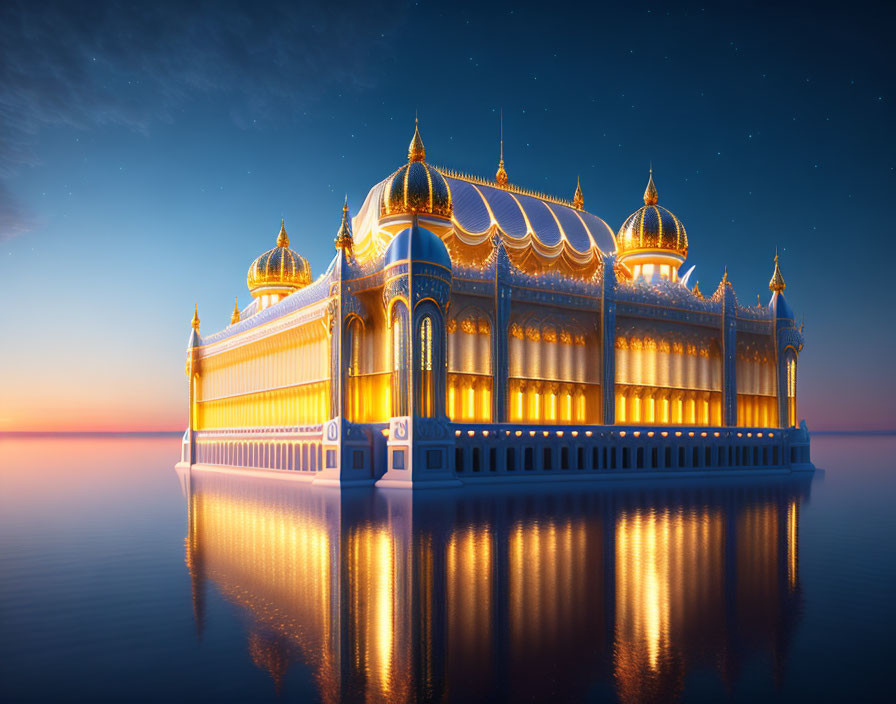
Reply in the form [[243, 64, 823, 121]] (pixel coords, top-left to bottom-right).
[[0, 435, 893, 703]]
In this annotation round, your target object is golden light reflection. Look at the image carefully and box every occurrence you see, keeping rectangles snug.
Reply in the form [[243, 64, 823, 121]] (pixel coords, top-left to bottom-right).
[[446, 525, 493, 679], [614, 507, 725, 703], [181, 472, 806, 702], [787, 500, 798, 591]]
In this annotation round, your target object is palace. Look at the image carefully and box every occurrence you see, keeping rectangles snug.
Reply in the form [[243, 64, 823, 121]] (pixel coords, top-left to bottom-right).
[[176, 122, 811, 487]]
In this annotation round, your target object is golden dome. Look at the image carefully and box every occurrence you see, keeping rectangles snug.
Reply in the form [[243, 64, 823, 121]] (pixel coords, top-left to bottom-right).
[[617, 170, 688, 259], [382, 121, 452, 219], [247, 219, 312, 297]]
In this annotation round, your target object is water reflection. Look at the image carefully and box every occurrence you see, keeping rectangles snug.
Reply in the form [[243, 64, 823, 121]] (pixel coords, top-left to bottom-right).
[[179, 472, 809, 702]]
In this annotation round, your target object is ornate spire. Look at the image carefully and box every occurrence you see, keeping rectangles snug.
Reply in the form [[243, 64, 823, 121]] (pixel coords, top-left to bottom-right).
[[573, 176, 584, 210], [693, 281, 703, 299], [643, 166, 658, 205], [231, 297, 240, 325], [191, 303, 200, 331], [334, 196, 354, 253], [276, 219, 289, 247], [408, 117, 425, 162], [769, 253, 786, 293], [496, 109, 508, 186]]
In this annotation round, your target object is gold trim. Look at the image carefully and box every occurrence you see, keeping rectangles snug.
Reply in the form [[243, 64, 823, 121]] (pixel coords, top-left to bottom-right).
[[433, 165, 577, 209]]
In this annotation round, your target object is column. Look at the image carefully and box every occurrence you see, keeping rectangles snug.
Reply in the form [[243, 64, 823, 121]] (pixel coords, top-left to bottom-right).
[[601, 256, 617, 424]]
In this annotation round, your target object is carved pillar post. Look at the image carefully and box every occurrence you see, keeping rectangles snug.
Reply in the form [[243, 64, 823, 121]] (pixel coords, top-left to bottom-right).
[[185, 331, 201, 466], [722, 281, 738, 426], [601, 256, 617, 424], [314, 253, 381, 487], [327, 285, 343, 422], [493, 236, 511, 422]]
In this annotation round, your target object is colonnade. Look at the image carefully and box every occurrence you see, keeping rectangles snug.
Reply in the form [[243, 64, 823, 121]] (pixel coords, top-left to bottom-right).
[[194, 437, 323, 471]]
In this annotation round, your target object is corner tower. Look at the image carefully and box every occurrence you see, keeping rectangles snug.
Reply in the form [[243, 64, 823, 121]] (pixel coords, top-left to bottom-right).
[[378, 214, 457, 488]]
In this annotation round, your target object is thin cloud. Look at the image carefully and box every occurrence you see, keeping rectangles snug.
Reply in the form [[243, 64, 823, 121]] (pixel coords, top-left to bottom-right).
[[0, 0, 404, 240]]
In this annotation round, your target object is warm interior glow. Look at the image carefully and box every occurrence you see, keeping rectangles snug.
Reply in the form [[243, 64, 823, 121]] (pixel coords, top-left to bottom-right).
[[194, 319, 331, 429], [418, 316, 434, 417], [391, 304, 408, 417], [446, 311, 492, 422], [786, 355, 798, 427], [614, 325, 722, 426]]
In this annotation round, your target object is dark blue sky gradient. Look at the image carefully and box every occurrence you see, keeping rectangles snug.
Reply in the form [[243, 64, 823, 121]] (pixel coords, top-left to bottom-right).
[[1, 0, 893, 430]]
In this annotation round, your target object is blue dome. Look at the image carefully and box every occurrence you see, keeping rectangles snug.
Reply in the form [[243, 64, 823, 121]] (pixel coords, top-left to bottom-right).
[[385, 222, 452, 270], [772, 291, 794, 321]]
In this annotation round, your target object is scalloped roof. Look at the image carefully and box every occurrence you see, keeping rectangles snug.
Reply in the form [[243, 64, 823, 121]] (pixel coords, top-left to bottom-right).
[[351, 169, 616, 268]]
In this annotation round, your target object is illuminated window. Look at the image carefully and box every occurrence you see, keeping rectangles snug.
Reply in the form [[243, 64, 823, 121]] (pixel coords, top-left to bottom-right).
[[346, 318, 362, 422], [418, 315, 434, 417], [391, 304, 408, 417], [786, 353, 797, 427], [350, 320, 361, 376]]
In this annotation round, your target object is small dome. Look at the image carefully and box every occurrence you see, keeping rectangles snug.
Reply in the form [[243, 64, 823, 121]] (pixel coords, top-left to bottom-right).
[[617, 171, 688, 259], [385, 220, 452, 271], [247, 220, 312, 297], [382, 122, 452, 219]]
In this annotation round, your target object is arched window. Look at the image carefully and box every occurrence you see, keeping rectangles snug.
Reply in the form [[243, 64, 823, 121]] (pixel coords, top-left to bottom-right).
[[391, 303, 409, 417], [786, 352, 797, 427], [418, 315, 434, 417], [345, 318, 362, 422]]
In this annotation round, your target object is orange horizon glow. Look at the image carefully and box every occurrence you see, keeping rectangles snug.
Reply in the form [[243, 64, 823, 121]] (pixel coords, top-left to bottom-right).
[[0, 399, 186, 433]]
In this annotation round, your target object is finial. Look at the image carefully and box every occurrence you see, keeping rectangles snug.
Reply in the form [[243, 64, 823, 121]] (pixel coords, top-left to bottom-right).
[[496, 109, 508, 186], [191, 303, 200, 331], [276, 219, 289, 247], [769, 252, 786, 293], [573, 176, 584, 210], [334, 196, 354, 253], [757, 293, 762, 307], [722, 266, 728, 285], [693, 281, 703, 299], [231, 297, 240, 325], [643, 165, 658, 205], [408, 117, 425, 162]]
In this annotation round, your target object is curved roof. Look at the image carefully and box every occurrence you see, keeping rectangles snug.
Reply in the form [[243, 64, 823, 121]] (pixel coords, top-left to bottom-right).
[[350, 169, 616, 277], [443, 173, 616, 254]]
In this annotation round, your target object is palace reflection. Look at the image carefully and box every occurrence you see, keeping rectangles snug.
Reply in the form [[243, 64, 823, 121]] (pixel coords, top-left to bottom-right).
[[179, 471, 810, 702]]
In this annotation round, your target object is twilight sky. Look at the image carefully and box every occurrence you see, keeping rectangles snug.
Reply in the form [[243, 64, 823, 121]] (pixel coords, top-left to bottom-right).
[[1, 0, 893, 431]]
